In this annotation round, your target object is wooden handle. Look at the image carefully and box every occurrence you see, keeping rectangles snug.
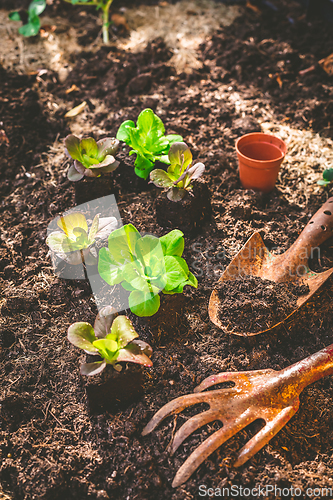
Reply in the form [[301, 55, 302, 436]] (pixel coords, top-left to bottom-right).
[[296, 197, 333, 250], [272, 197, 333, 280], [278, 343, 333, 392]]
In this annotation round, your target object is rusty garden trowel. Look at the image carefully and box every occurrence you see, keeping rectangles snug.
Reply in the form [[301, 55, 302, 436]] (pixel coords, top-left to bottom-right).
[[209, 197, 333, 335]]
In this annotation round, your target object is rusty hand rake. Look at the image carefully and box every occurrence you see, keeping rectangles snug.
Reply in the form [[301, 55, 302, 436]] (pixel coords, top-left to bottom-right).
[[142, 344, 333, 487]]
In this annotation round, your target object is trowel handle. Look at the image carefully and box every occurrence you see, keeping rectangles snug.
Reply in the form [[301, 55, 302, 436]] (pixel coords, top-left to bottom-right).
[[301, 196, 333, 246], [279, 343, 333, 391], [283, 197, 333, 270]]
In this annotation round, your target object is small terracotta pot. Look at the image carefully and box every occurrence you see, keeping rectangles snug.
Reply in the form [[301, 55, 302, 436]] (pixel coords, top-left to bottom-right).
[[236, 133, 287, 193]]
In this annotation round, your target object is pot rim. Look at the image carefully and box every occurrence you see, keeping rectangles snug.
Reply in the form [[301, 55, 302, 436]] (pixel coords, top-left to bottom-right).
[[236, 132, 287, 165]]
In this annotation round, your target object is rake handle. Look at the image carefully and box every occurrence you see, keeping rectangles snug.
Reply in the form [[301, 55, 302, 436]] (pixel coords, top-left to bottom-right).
[[277, 343, 333, 393]]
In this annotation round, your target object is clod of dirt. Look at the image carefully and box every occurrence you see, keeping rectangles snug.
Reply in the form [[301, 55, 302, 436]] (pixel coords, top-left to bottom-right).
[[2, 291, 39, 315], [83, 362, 143, 414], [0, 328, 15, 349], [127, 73, 152, 94], [145, 293, 188, 342], [154, 179, 212, 234], [232, 116, 262, 136], [216, 275, 309, 334], [74, 174, 115, 205]]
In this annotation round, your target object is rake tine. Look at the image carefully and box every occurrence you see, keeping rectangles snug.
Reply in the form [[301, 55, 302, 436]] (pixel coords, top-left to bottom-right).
[[233, 404, 299, 468], [194, 369, 276, 393], [194, 372, 252, 393], [172, 410, 255, 488], [142, 392, 209, 436], [170, 410, 220, 455]]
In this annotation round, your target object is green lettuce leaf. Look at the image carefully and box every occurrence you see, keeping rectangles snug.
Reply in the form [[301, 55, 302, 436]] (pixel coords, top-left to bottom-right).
[[150, 169, 174, 188], [129, 291, 160, 317], [134, 155, 154, 179], [159, 229, 184, 257], [98, 247, 123, 286], [111, 316, 138, 348], [67, 322, 98, 354], [116, 120, 135, 143], [116, 109, 183, 180], [137, 108, 165, 139], [163, 255, 190, 292]]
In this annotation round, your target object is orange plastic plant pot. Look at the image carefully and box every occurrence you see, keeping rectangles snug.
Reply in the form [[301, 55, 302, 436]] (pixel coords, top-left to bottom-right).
[[236, 133, 287, 193]]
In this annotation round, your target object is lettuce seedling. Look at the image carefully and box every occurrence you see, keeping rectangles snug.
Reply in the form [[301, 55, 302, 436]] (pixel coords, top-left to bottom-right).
[[63, 0, 115, 44], [11, 0, 116, 44], [116, 109, 183, 180], [9, 0, 46, 37], [65, 135, 119, 182], [98, 224, 197, 317], [46, 211, 117, 265], [150, 142, 205, 202], [318, 168, 333, 187], [68, 306, 153, 375]]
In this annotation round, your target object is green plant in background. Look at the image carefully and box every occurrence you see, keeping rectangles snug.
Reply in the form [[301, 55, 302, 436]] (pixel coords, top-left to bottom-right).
[[9, 0, 46, 37], [63, 0, 115, 44], [65, 135, 119, 182], [68, 306, 153, 375], [150, 142, 205, 201], [10, 0, 115, 44], [116, 109, 183, 180], [46, 211, 117, 265], [318, 168, 333, 187], [98, 224, 197, 317]]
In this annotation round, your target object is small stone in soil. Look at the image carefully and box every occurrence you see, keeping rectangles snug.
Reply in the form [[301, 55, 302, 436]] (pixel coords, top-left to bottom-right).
[[216, 275, 309, 334]]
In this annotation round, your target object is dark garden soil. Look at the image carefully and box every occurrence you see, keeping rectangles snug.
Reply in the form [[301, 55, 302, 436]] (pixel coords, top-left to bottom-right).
[[1, 1, 333, 499], [216, 275, 310, 334]]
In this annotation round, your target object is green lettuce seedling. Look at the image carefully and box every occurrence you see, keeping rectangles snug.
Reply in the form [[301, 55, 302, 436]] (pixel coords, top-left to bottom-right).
[[46, 211, 117, 265], [68, 306, 153, 375], [98, 224, 197, 317], [318, 168, 333, 187], [65, 135, 119, 182], [150, 142, 205, 202], [116, 109, 183, 180], [9, 0, 46, 37]]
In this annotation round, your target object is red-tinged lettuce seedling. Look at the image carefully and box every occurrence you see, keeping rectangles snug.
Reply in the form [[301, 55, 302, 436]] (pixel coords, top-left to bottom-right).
[[46, 211, 117, 265], [65, 135, 119, 182], [98, 224, 198, 317], [67, 306, 153, 375], [150, 142, 205, 202], [116, 109, 183, 180]]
